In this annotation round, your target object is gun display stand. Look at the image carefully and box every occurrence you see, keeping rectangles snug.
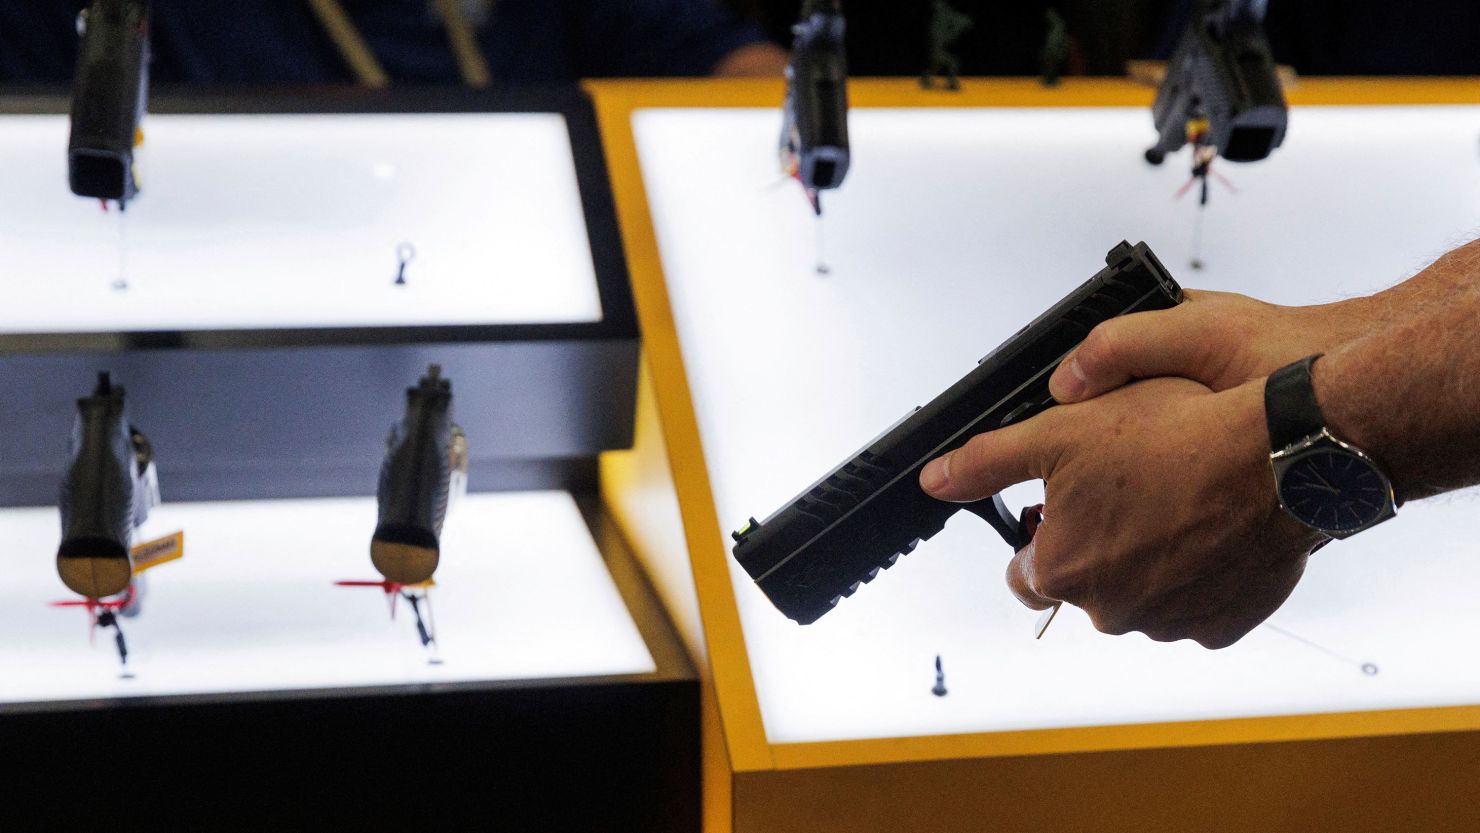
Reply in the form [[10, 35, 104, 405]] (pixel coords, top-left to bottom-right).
[[589, 78, 1480, 833], [0, 89, 695, 832]]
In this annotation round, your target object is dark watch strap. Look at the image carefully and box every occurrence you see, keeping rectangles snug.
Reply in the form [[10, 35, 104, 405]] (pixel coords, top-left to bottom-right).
[[1265, 354, 1325, 452]]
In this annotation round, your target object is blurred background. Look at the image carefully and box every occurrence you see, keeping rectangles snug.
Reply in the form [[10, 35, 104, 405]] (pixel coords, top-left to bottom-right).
[[4, 0, 1479, 86]]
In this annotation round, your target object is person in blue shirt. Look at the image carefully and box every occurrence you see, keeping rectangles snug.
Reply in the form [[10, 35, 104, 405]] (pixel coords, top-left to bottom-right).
[[0, 0, 789, 84]]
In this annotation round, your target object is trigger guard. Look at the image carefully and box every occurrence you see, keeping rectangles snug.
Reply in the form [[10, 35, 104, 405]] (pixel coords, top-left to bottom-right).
[[963, 494, 1035, 551]]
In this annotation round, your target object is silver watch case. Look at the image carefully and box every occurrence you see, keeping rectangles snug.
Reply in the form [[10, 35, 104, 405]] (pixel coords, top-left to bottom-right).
[[1270, 428, 1398, 540]]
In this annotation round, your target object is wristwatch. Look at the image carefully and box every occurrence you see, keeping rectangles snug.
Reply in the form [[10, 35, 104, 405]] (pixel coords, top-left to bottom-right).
[[1265, 355, 1398, 539]]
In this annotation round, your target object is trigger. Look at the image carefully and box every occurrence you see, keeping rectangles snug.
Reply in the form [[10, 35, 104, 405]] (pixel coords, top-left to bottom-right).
[[1020, 504, 1045, 539], [963, 494, 1034, 551]]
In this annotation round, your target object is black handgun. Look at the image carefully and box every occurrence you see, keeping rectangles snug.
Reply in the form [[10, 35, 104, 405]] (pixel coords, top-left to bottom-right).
[[371, 365, 466, 586], [68, 0, 150, 204], [780, 0, 849, 215], [57, 372, 158, 600], [731, 242, 1183, 625], [1144, 0, 1286, 166]]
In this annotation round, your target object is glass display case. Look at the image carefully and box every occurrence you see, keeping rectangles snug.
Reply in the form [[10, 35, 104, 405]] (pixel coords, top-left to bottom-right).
[[0, 88, 694, 832], [592, 77, 1480, 833]]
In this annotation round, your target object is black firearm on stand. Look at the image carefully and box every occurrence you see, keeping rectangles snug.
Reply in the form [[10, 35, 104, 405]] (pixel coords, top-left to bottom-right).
[[1145, 0, 1285, 269], [338, 365, 467, 655], [372, 364, 461, 588], [54, 372, 160, 667], [780, 0, 850, 216], [1145, 0, 1286, 168], [68, 0, 150, 205]]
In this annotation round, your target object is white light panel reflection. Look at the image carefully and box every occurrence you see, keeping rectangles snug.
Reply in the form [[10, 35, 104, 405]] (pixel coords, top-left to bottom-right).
[[0, 491, 654, 705], [634, 106, 1480, 744], [0, 113, 603, 332]]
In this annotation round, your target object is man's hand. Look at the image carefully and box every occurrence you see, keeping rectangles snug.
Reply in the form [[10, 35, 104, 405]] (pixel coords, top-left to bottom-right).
[[919, 377, 1326, 648], [712, 42, 791, 77], [1048, 289, 1375, 403]]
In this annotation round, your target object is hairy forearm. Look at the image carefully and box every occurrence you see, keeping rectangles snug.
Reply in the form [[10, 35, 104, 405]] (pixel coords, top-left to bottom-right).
[[1314, 243, 1480, 501], [1330, 238, 1480, 331]]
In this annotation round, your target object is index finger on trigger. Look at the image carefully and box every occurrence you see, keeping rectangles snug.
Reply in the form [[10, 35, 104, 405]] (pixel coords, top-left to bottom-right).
[[919, 417, 1058, 504]]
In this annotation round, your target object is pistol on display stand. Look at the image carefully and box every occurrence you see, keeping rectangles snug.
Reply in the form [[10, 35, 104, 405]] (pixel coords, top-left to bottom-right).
[[732, 242, 1183, 627], [338, 365, 468, 655], [372, 364, 463, 588], [1144, 0, 1287, 167], [781, 0, 850, 215], [68, 0, 150, 205], [54, 372, 161, 667]]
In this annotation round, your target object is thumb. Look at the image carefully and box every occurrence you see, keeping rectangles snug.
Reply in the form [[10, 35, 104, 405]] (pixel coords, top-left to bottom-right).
[[919, 417, 1060, 503], [1048, 295, 1220, 403]]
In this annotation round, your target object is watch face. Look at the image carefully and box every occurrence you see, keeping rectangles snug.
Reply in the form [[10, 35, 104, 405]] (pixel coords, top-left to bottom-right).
[[1278, 448, 1392, 533]]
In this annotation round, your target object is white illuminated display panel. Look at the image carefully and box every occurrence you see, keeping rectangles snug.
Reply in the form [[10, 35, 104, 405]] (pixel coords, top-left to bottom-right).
[[0, 491, 654, 705], [634, 106, 1480, 744], [0, 113, 603, 332]]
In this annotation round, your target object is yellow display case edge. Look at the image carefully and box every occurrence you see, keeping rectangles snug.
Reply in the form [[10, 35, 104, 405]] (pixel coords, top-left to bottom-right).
[[587, 77, 1480, 831], [587, 76, 1480, 111], [587, 81, 775, 775], [769, 702, 1480, 769]]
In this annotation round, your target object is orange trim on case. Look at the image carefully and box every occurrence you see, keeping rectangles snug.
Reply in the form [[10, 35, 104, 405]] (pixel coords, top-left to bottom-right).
[[586, 81, 774, 774], [586, 77, 1480, 786], [770, 703, 1480, 770]]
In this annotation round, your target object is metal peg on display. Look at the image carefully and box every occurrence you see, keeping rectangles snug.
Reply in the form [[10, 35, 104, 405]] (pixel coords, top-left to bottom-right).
[[394, 242, 416, 286]]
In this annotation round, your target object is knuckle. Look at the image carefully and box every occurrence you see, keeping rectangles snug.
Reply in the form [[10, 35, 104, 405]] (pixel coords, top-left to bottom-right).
[[1194, 630, 1241, 651], [950, 434, 993, 482], [1089, 611, 1133, 637], [1032, 559, 1085, 603], [960, 430, 994, 463], [1142, 622, 1190, 643], [1076, 324, 1120, 377], [1213, 317, 1254, 356]]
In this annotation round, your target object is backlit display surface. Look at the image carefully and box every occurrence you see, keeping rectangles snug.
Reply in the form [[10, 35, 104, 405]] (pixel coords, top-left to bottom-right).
[[636, 105, 1480, 743], [0, 491, 654, 705], [0, 113, 602, 333]]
